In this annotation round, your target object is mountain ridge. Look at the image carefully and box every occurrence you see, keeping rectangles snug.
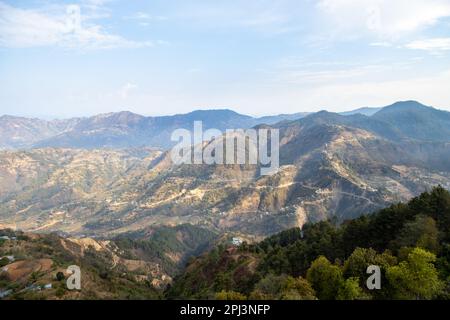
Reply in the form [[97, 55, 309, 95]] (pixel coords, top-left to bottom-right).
[[1, 100, 450, 239], [0, 109, 309, 150], [3, 100, 448, 149]]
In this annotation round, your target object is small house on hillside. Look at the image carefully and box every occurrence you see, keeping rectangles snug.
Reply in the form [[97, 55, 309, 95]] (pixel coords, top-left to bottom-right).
[[231, 237, 243, 246], [1, 256, 15, 262]]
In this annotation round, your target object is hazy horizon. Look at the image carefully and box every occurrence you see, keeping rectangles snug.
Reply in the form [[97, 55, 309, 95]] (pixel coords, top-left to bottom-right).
[[0, 100, 442, 120], [1, 0, 450, 118]]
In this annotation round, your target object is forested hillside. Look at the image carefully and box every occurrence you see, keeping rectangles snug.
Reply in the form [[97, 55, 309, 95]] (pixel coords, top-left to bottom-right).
[[167, 186, 450, 300]]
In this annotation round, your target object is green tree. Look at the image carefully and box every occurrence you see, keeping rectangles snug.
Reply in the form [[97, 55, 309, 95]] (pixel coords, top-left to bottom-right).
[[436, 243, 450, 280], [409, 186, 450, 241], [386, 247, 443, 299], [249, 274, 316, 300], [280, 276, 316, 300], [251, 274, 288, 299], [343, 248, 397, 279], [337, 277, 366, 300], [215, 290, 247, 300], [248, 290, 273, 300], [259, 246, 290, 274], [392, 215, 439, 253], [343, 247, 397, 298], [0, 257, 9, 267], [306, 256, 343, 300], [213, 272, 233, 291]]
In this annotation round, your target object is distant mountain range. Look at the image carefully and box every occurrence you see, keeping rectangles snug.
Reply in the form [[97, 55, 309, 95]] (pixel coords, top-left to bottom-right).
[[0, 110, 310, 150], [4, 101, 447, 150], [1, 101, 450, 238], [283, 101, 450, 144], [339, 107, 382, 116]]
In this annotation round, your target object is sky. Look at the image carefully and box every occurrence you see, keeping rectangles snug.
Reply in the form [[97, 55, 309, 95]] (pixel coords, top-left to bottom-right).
[[1, 0, 450, 118]]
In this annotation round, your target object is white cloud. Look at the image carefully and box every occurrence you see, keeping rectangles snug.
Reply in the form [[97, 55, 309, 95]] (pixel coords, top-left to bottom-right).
[[123, 11, 168, 27], [370, 41, 393, 47], [0, 2, 152, 50], [275, 64, 392, 85], [171, 0, 303, 35], [119, 83, 138, 99], [271, 57, 421, 87], [405, 38, 450, 54], [83, 0, 111, 5], [124, 12, 167, 21], [81, 0, 112, 12], [317, 0, 450, 39]]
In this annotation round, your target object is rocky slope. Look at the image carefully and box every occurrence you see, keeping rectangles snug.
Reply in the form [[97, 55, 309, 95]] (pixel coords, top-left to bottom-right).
[[1, 102, 449, 238], [0, 229, 161, 299], [0, 223, 217, 299]]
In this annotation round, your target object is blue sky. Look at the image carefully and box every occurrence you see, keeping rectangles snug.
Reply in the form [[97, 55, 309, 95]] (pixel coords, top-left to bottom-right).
[[1, 0, 450, 118]]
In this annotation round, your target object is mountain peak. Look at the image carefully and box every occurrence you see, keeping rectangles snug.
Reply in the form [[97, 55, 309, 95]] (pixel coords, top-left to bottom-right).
[[378, 101, 430, 113], [89, 111, 145, 125], [371, 100, 450, 142], [186, 109, 244, 117], [93, 110, 143, 118], [306, 110, 340, 119]]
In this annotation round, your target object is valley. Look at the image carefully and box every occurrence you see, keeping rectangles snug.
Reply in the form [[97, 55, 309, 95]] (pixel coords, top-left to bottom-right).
[[1, 101, 450, 300]]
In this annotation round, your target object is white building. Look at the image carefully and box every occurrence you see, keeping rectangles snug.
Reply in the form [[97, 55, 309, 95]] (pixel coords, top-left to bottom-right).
[[0, 255, 15, 262], [231, 237, 243, 246]]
